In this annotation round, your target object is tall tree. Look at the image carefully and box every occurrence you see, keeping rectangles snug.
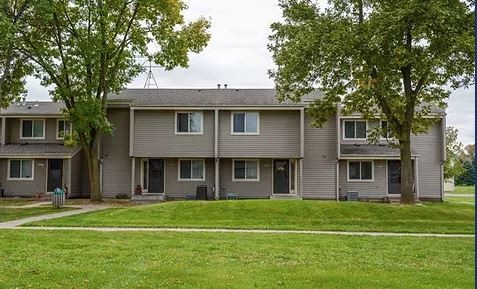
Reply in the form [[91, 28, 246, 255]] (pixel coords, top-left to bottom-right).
[[19, 0, 211, 201], [0, 0, 32, 107], [443, 126, 464, 180], [269, 0, 474, 203]]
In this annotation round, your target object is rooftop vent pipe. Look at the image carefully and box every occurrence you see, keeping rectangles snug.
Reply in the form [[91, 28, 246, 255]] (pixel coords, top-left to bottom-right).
[[224, 84, 228, 89], [217, 84, 221, 89]]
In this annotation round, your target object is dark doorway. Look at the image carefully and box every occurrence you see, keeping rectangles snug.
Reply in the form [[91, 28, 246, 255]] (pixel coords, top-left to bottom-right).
[[47, 159, 63, 192], [387, 160, 415, 194], [274, 159, 289, 194], [149, 159, 164, 194]]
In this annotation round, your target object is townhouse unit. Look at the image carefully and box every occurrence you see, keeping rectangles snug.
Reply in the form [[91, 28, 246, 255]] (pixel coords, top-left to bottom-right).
[[0, 88, 446, 201]]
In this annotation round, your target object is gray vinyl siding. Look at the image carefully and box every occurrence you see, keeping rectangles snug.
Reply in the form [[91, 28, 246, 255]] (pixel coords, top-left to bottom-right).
[[218, 110, 300, 158], [164, 158, 215, 198], [0, 158, 47, 197], [101, 108, 132, 197], [70, 152, 83, 197], [6, 118, 62, 144], [302, 114, 338, 199], [219, 158, 272, 198], [411, 120, 444, 198], [133, 110, 214, 157], [338, 160, 387, 198]]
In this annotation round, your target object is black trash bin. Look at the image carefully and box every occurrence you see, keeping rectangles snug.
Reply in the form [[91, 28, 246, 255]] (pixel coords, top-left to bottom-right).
[[196, 185, 208, 200]]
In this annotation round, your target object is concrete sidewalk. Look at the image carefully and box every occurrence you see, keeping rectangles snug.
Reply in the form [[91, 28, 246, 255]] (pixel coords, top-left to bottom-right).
[[2, 226, 473, 238], [0, 205, 108, 228]]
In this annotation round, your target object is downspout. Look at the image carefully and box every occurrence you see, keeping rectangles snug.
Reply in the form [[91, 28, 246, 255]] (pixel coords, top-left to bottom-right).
[[214, 109, 220, 200], [441, 115, 446, 201], [130, 108, 135, 196], [0, 116, 5, 145], [336, 104, 341, 201], [300, 108, 305, 197]]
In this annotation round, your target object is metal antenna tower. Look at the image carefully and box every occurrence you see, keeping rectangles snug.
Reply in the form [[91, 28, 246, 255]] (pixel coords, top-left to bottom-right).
[[143, 57, 158, 89]]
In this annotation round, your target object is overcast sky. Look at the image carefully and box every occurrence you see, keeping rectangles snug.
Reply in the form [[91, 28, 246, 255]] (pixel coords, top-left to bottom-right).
[[24, 0, 475, 145]]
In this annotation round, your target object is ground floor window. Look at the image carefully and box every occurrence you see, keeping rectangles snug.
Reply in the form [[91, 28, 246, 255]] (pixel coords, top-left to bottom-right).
[[8, 159, 34, 180], [233, 160, 259, 181], [179, 159, 205, 181], [347, 161, 373, 181]]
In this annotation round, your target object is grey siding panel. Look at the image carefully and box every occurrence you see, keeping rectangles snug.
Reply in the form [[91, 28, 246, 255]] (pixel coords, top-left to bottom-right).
[[101, 108, 131, 197], [165, 158, 215, 198], [0, 158, 47, 197], [134, 110, 214, 157], [219, 158, 272, 198], [411, 121, 444, 198], [7, 118, 62, 144], [218, 111, 300, 158], [338, 160, 387, 198], [302, 114, 338, 199], [70, 152, 82, 197]]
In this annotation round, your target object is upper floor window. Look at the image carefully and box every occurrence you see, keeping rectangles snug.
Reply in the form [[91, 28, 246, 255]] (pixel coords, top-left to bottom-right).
[[8, 159, 34, 180], [380, 121, 394, 140], [233, 159, 259, 181], [21, 119, 45, 139], [57, 119, 72, 140], [347, 161, 373, 182], [232, 112, 259, 135], [343, 120, 367, 140], [176, 112, 203, 134], [178, 159, 205, 181]]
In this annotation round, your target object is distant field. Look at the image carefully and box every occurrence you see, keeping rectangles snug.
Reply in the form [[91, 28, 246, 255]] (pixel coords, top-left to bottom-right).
[[29, 200, 475, 234], [448, 186, 475, 195]]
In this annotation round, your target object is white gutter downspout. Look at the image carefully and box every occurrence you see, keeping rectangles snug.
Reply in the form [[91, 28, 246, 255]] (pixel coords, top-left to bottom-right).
[[130, 108, 135, 196], [214, 109, 220, 200], [441, 115, 446, 201], [299, 108, 305, 197], [336, 104, 341, 201]]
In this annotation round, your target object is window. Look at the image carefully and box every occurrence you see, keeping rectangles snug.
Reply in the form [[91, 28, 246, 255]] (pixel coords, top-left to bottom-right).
[[343, 120, 367, 139], [57, 119, 72, 139], [178, 159, 205, 181], [380, 121, 394, 140], [176, 112, 203, 134], [232, 112, 259, 134], [347, 161, 373, 181], [233, 160, 259, 181], [21, 120, 44, 139], [8, 160, 34, 180]]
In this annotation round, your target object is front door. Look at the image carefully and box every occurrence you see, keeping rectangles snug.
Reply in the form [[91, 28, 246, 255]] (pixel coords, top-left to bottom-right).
[[148, 159, 164, 194], [274, 159, 289, 194], [388, 160, 415, 194], [47, 159, 63, 192]]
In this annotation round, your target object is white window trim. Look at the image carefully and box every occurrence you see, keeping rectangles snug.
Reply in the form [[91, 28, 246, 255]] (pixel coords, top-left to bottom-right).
[[347, 160, 374, 182], [56, 119, 72, 140], [342, 120, 368, 140], [379, 120, 397, 141], [7, 159, 35, 181], [177, 159, 206, 181], [20, 119, 46, 140], [174, 111, 204, 135], [232, 159, 260, 182], [230, 112, 260, 135]]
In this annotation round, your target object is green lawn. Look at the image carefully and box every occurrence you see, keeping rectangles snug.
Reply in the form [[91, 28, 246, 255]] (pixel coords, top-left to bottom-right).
[[29, 200, 475, 234], [0, 198, 37, 207], [446, 197, 475, 204], [0, 230, 473, 289], [0, 207, 73, 222], [447, 185, 475, 194]]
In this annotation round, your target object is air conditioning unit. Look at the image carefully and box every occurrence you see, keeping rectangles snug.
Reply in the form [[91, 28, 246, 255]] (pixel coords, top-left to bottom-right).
[[347, 191, 359, 201]]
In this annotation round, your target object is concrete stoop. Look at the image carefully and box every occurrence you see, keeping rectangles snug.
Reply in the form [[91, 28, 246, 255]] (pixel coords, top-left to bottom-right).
[[269, 194, 303, 200], [131, 194, 165, 202]]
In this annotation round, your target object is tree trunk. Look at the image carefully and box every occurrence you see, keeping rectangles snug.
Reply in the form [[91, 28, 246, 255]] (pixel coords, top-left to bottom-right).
[[84, 143, 102, 202], [400, 136, 415, 204]]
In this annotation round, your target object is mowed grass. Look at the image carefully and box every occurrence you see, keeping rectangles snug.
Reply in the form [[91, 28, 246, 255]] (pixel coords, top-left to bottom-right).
[[0, 207, 74, 222], [446, 197, 475, 204], [30, 200, 475, 234], [448, 185, 475, 195], [0, 198, 37, 207], [0, 230, 473, 289]]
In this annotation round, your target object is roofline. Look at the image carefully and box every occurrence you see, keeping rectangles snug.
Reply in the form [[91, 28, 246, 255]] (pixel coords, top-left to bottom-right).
[[339, 155, 418, 160], [130, 105, 305, 110], [0, 147, 81, 159]]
